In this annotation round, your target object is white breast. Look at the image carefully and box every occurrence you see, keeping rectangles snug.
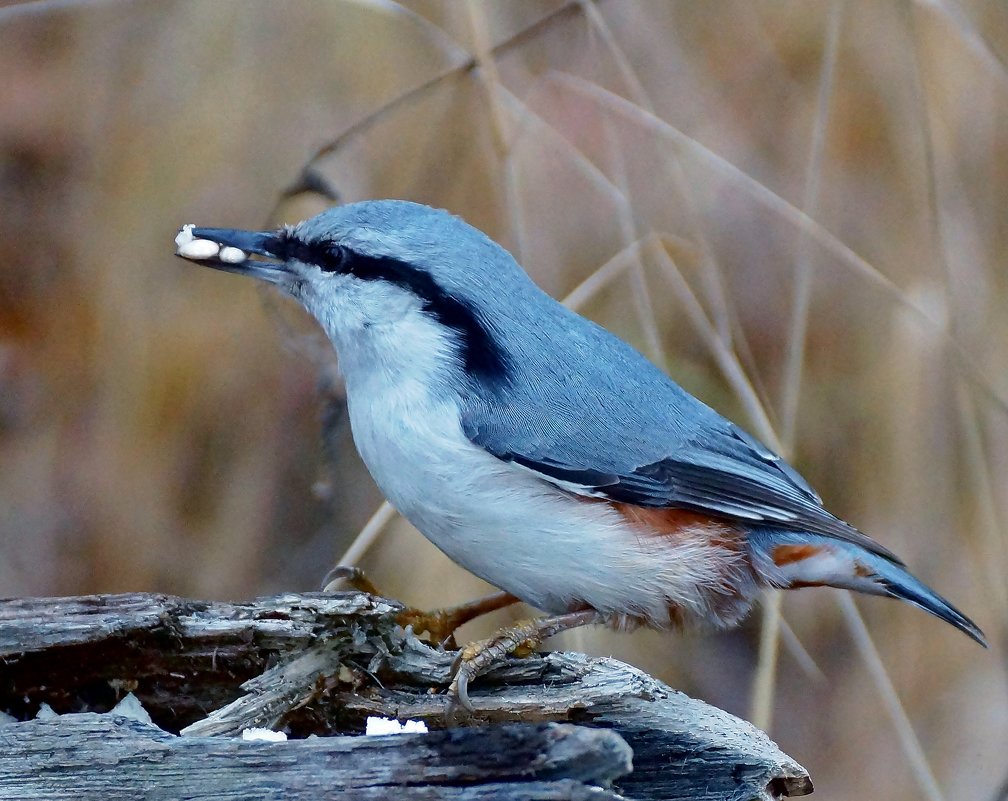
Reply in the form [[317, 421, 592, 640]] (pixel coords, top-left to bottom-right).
[[333, 308, 749, 628]]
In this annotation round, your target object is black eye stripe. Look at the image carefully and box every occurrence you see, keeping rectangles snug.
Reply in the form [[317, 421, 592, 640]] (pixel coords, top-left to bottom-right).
[[273, 232, 345, 272], [344, 252, 510, 384], [278, 232, 509, 384]]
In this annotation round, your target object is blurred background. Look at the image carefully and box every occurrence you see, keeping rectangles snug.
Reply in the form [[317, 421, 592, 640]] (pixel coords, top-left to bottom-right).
[[0, 0, 1006, 797]]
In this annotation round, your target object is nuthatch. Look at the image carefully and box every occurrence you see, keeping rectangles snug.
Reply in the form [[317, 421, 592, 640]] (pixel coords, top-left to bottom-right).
[[175, 200, 985, 706]]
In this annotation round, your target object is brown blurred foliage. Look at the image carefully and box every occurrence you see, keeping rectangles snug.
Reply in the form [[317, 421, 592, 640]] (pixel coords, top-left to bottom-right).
[[1, 1, 1006, 798]]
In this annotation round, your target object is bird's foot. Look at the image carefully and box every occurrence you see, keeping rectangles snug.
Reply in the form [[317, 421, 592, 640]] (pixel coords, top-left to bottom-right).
[[448, 609, 600, 712], [321, 567, 520, 648], [397, 591, 519, 647]]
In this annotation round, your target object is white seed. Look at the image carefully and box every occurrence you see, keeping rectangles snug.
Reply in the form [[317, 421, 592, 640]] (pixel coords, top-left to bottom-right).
[[174, 224, 195, 249], [178, 238, 221, 260], [218, 246, 248, 264]]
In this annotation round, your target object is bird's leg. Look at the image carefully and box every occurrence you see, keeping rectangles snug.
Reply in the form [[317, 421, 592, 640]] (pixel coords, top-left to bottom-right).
[[322, 566, 521, 647], [398, 591, 520, 647], [449, 609, 601, 712]]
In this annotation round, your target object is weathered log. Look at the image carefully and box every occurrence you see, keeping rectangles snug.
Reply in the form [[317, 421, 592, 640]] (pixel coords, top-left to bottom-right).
[[0, 592, 813, 800], [0, 713, 630, 801]]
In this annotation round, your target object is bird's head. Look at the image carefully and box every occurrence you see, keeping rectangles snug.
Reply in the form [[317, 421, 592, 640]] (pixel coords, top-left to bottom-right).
[[175, 200, 537, 388]]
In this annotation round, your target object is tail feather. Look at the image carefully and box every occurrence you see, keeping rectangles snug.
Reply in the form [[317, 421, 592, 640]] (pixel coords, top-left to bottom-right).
[[874, 573, 987, 647], [748, 530, 987, 647]]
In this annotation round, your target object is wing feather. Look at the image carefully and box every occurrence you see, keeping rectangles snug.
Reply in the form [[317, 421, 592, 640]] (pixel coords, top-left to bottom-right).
[[462, 404, 902, 565], [454, 295, 901, 565]]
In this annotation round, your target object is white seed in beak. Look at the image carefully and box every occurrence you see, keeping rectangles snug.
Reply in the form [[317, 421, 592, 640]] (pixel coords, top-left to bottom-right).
[[218, 246, 248, 264], [174, 224, 195, 249], [178, 238, 221, 260]]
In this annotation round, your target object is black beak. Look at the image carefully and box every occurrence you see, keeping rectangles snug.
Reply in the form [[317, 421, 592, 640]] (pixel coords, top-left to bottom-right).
[[175, 225, 291, 284]]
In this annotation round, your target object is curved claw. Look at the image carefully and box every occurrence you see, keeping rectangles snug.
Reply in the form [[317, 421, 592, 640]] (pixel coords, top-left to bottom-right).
[[447, 650, 476, 713], [320, 564, 353, 591], [444, 610, 601, 716], [320, 565, 382, 595], [451, 668, 474, 713]]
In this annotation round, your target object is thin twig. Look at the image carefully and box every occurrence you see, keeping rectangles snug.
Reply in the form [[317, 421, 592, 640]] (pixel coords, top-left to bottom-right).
[[649, 236, 783, 452], [837, 592, 946, 801], [550, 72, 1008, 417], [580, 0, 737, 345], [780, 0, 845, 449], [750, 590, 783, 729], [755, 0, 845, 730], [337, 501, 398, 567], [913, 0, 1008, 87]]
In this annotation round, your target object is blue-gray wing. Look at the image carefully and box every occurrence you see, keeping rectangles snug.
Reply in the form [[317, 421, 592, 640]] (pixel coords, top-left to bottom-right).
[[449, 280, 899, 563], [460, 374, 902, 564]]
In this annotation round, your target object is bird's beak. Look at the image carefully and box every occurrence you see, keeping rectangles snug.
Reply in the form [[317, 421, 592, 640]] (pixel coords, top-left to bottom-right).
[[174, 224, 290, 284]]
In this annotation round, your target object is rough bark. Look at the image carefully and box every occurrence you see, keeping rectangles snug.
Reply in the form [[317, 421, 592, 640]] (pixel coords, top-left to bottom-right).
[[0, 714, 630, 801], [0, 592, 813, 800]]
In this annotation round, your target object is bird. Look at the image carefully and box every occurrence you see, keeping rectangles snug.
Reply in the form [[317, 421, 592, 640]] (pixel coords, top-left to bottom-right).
[[175, 199, 986, 707]]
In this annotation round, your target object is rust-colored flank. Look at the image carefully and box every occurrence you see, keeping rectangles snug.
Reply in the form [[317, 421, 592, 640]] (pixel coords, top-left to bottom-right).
[[771, 543, 822, 566], [612, 504, 724, 532]]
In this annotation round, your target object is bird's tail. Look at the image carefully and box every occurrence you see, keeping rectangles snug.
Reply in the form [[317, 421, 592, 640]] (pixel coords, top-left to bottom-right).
[[747, 529, 987, 647]]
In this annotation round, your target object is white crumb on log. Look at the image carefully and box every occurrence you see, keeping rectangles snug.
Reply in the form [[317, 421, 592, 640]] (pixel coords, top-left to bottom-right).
[[365, 716, 428, 736], [241, 727, 288, 742]]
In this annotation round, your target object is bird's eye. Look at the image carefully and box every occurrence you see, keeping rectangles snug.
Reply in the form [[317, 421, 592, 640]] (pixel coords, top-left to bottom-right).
[[317, 244, 347, 273]]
